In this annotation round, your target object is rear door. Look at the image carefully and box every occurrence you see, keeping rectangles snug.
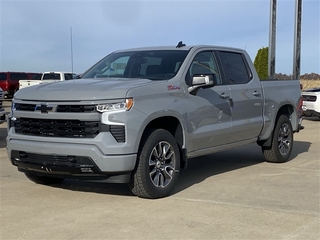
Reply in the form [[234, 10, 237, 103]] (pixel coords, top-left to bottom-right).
[[216, 51, 263, 142]]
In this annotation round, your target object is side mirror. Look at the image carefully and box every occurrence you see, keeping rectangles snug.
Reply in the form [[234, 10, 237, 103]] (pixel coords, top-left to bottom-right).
[[188, 74, 217, 94]]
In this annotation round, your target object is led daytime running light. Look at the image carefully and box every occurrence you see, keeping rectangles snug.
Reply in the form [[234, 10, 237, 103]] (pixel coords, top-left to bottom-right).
[[96, 98, 133, 113]]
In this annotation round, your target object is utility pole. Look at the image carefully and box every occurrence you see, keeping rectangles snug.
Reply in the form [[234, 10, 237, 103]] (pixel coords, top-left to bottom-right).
[[269, 0, 302, 80], [70, 27, 74, 74], [268, 0, 277, 79], [293, 0, 302, 79]]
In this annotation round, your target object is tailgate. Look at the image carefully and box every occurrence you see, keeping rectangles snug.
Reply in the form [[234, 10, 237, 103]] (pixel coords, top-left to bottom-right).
[[19, 80, 59, 89]]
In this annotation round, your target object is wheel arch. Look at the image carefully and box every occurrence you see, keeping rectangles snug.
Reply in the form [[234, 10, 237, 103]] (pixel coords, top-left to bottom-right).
[[258, 103, 296, 147], [277, 103, 300, 133], [139, 116, 187, 169]]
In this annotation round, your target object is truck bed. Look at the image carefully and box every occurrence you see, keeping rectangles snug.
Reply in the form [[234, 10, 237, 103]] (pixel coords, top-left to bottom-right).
[[259, 79, 302, 139]]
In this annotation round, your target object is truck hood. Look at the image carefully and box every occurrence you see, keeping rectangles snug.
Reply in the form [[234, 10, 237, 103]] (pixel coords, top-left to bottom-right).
[[14, 78, 156, 101]]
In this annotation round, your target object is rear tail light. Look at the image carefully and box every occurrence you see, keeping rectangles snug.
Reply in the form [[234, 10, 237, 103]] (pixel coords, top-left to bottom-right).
[[302, 95, 317, 102]]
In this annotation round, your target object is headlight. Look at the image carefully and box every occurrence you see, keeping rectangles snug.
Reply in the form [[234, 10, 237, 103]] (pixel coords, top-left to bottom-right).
[[11, 100, 16, 111], [96, 98, 133, 113]]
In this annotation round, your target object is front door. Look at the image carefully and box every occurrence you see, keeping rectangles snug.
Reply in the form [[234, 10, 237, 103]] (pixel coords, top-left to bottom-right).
[[185, 51, 232, 153]]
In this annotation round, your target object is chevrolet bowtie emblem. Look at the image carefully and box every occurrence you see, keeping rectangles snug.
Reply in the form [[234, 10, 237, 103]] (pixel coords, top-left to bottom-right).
[[35, 104, 53, 113]]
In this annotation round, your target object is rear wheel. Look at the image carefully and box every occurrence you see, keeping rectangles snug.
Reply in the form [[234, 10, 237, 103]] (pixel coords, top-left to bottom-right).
[[262, 115, 293, 163], [25, 173, 65, 185], [129, 129, 180, 199]]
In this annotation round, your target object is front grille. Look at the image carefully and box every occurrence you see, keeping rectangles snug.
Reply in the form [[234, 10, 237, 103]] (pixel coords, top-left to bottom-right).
[[57, 105, 95, 113], [20, 152, 75, 164], [15, 103, 36, 111], [11, 151, 102, 175], [14, 118, 100, 138], [302, 95, 317, 102], [15, 103, 96, 113], [109, 125, 125, 142]]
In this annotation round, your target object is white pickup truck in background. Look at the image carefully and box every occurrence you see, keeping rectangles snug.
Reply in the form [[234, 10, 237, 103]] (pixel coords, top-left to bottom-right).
[[302, 87, 320, 118], [19, 72, 74, 90]]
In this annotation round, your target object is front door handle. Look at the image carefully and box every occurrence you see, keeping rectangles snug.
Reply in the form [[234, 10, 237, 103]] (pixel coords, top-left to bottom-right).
[[219, 93, 230, 99], [253, 91, 261, 97]]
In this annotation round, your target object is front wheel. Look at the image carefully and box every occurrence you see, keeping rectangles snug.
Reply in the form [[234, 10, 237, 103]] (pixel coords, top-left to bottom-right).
[[262, 115, 293, 163], [25, 173, 65, 185], [129, 129, 180, 199]]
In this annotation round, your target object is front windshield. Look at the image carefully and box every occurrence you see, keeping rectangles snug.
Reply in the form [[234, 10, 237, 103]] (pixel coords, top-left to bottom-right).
[[81, 50, 189, 80]]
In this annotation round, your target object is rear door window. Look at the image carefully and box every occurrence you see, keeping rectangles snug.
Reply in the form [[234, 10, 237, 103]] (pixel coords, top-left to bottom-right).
[[217, 51, 252, 84]]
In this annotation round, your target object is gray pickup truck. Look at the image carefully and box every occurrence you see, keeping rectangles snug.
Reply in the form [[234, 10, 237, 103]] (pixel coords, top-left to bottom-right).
[[7, 44, 303, 198]]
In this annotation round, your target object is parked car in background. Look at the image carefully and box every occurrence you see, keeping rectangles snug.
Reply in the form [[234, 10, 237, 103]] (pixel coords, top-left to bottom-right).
[[302, 87, 320, 118], [0, 72, 42, 98], [19, 72, 75, 90], [0, 87, 5, 124]]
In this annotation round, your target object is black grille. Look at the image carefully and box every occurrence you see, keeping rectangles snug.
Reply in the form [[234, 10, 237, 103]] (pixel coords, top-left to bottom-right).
[[15, 151, 93, 166], [19, 152, 74, 164], [57, 105, 95, 113], [11, 151, 102, 175], [15, 103, 36, 111], [14, 118, 100, 138], [110, 125, 125, 142], [14, 103, 96, 113]]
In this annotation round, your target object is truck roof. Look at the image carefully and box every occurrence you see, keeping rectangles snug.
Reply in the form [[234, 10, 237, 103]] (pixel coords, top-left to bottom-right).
[[43, 71, 73, 74], [114, 45, 246, 53]]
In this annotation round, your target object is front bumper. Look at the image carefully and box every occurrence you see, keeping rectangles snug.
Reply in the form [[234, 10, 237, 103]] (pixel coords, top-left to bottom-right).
[[7, 138, 137, 183]]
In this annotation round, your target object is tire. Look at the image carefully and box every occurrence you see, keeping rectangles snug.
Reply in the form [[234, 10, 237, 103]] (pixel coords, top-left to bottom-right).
[[262, 115, 293, 163], [25, 173, 65, 185], [129, 129, 180, 199]]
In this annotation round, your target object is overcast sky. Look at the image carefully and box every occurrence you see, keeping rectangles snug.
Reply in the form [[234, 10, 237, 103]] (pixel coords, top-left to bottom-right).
[[0, 0, 319, 75]]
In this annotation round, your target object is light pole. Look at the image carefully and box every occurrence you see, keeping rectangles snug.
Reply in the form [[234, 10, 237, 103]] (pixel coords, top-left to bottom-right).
[[293, 0, 302, 80], [268, 0, 277, 79], [268, 0, 302, 80], [70, 27, 74, 74]]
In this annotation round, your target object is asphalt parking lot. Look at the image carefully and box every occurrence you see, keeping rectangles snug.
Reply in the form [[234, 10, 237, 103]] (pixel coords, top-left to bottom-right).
[[0, 99, 319, 239]]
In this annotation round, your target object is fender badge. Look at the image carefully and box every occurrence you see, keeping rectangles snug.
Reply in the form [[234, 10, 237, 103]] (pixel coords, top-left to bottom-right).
[[167, 85, 180, 90]]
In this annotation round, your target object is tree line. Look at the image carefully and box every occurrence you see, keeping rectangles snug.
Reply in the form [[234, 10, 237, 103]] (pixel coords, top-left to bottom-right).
[[254, 47, 320, 80]]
